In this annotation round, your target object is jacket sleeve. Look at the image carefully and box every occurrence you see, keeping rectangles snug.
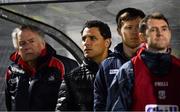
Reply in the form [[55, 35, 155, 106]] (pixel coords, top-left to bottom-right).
[[55, 79, 69, 111], [5, 68, 12, 111], [94, 65, 107, 111], [55, 72, 77, 111], [4, 64, 29, 111]]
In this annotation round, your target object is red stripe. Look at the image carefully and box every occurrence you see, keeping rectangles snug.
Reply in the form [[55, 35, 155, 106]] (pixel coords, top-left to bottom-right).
[[48, 57, 65, 80]]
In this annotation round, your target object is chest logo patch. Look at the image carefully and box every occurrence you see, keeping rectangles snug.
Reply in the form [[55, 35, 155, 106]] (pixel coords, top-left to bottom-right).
[[109, 69, 119, 74]]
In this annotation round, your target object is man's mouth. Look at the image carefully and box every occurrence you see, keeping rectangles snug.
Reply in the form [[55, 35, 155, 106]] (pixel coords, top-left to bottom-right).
[[84, 49, 92, 52], [24, 52, 33, 55]]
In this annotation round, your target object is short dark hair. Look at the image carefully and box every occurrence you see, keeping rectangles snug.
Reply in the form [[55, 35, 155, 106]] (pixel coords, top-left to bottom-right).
[[116, 7, 145, 28], [80, 20, 111, 39], [139, 12, 170, 34]]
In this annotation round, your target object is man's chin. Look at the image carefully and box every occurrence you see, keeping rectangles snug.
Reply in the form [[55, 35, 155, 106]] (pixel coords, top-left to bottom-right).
[[22, 56, 36, 62], [129, 45, 140, 49], [84, 55, 90, 58], [84, 54, 93, 59], [125, 42, 140, 49]]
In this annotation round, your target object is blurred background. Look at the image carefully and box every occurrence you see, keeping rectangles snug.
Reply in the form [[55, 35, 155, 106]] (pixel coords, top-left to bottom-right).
[[0, 0, 180, 110]]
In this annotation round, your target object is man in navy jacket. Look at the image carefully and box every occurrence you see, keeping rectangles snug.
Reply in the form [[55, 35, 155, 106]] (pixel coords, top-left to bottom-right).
[[94, 7, 145, 111]]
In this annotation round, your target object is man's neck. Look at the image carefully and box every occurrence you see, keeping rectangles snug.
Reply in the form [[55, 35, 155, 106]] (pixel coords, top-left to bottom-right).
[[92, 50, 108, 65], [123, 44, 138, 58], [27, 60, 37, 68], [147, 47, 168, 54]]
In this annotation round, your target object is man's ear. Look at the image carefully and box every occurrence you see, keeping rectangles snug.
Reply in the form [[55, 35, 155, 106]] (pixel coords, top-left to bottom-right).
[[43, 40, 46, 47], [139, 32, 146, 43], [105, 38, 111, 48], [18, 50, 20, 55], [17, 48, 21, 55], [117, 27, 122, 37], [41, 40, 46, 48]]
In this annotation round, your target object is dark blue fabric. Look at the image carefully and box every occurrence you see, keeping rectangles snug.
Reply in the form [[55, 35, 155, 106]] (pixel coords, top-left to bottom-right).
[[106, 61, 134, 111], [94, 43, 129, 111]]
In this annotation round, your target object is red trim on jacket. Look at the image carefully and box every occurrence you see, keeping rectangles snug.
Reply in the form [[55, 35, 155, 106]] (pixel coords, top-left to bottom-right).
[[9, 51, 36, 76], [5, 69, 11, 81], [49, 57, 65, 80]]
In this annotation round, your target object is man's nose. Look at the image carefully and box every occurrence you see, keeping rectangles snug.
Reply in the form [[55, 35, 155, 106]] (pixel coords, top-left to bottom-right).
[[156, 28, 162, 37], [84, 38, 91, 46], [132, 27, 139, 36], [22, 42, 32, 49], [132, 27, 138, 34], [135, 27, 139, 32]]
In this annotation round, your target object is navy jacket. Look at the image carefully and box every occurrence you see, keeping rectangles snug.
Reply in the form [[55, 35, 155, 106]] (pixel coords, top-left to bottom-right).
[[94, 43, 129, 111]]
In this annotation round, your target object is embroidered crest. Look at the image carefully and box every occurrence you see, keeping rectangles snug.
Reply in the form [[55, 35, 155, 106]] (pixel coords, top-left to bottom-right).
[[48, 75, 55, 81], [158, 90, 166, 100]]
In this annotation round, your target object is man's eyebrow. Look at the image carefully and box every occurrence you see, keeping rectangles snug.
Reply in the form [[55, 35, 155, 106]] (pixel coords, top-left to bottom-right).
[[161, 25, 169, 28]]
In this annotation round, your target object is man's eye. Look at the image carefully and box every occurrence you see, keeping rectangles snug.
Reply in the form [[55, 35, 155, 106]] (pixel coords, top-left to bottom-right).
[[19, 42, 26, 46], [82, 36, 86, 41], [29, 40, 34, 43], [90, 36, 96, 40], [125, 26, 132, 30], [162, 28, 168, 31], [150, 28, 156, 32]]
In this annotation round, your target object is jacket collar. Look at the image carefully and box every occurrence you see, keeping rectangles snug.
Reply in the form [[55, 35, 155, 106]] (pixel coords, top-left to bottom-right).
[[113, 43, 129, 61], [141, 47, 172, 76], [82, 58, 99, 74], [83, 50, 112, 65], [82, 50, 112, 74]]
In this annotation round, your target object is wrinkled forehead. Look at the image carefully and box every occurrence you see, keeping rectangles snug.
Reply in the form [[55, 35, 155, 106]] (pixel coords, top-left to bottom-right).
[[17, 29, 42, 40]]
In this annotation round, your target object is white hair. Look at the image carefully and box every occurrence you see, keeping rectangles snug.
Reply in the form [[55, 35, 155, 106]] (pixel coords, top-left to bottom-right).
[[11, 28, 22, 49]]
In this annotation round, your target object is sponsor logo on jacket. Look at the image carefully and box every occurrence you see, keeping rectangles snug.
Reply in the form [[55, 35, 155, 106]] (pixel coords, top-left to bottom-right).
[[145, 104, 179, 112], [109, 69, 119, 74]]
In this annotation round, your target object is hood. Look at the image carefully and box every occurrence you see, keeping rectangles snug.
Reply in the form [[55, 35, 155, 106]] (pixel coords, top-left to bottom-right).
[[113, 43, 129, 61], [114, 43, 124, 54]]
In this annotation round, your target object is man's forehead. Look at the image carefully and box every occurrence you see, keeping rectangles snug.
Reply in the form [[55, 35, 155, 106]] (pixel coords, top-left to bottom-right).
[[82, 27, 100, 35], [17, 31, 40, 41], [147, 19, 168, 26], [18, 29, 39, 37]]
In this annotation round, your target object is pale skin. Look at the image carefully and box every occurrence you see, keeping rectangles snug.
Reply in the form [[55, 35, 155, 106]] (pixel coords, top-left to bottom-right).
[[17, 29, 45, 68], [141, 19, 171, 53], [81, 27, 110, 64], [117, 17, 143, 58]]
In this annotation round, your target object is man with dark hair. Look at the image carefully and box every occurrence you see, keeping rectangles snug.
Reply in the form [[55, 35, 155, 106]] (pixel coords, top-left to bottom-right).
[[5, 25, 68, 111], [56, 20, 112, 111], [108, 12, 180, 111], [94, 7, 145, 111]]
